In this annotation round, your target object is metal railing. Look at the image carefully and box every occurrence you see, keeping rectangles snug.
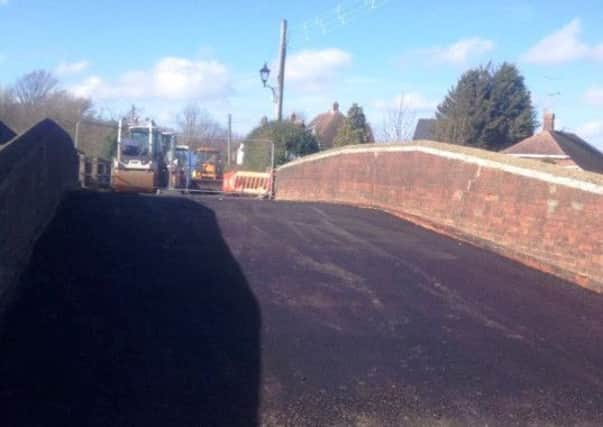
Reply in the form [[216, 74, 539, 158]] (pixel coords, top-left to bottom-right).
[[78, 154, 111, 189]]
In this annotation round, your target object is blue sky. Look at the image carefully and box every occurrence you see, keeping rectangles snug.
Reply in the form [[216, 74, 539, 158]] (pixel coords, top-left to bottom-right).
[[2, 0, 603, 149]]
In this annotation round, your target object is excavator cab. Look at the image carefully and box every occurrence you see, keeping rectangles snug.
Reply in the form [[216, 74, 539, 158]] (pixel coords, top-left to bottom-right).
[[192, 147, 222, 182], [170, 144, 190, 189]]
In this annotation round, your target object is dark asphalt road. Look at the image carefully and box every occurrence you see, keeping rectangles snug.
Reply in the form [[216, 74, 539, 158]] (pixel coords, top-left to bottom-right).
[[1, 191, 603, 426]]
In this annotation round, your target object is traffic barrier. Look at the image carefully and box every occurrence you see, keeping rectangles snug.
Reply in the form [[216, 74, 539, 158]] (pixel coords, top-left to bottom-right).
[[223, 171, 272, 197]]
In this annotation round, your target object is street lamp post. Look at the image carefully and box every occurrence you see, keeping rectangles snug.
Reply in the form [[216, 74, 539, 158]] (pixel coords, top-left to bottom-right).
[[259, 19, 287, 121], [259, 63, 279, 120]]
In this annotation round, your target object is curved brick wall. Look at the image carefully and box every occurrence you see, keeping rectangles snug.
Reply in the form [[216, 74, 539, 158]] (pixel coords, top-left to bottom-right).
[[0, 119, 78, 312], [276, 142, 603, 292]]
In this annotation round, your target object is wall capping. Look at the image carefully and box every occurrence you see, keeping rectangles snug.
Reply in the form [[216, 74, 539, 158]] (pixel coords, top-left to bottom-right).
[[278, 143, 603, 195]]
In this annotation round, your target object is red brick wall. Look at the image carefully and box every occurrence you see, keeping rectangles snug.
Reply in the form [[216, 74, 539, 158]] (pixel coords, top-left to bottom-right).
[[276, 144, 603, 292]]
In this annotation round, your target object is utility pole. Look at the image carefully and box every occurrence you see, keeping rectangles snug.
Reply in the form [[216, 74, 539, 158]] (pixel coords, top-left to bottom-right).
[[277, 19, 287, 122], [74, 120, 80, 150], [227, 113, 232, 166], [168, 134, 175, 190], [117, 119, 122, 163]]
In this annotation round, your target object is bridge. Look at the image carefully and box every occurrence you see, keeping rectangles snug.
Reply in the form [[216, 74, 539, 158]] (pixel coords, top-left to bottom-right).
[[1, 120, 603, 426]]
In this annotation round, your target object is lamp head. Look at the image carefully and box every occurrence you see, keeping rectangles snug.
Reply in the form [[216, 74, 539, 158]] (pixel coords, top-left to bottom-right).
[[259, 62, 270, 86]]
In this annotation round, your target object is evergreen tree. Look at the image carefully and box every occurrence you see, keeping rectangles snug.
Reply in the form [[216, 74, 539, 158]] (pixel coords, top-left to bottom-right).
[[334, 103, 374, 147], [434, 63, 536, 151], [242, 119, 319, 171]]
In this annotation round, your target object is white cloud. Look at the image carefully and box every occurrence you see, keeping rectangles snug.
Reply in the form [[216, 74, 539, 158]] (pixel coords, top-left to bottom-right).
[[55, 60, 90, 76], [584, 87, 603, 106], [153, 57, 229, 99], [70, 76, 103, 98], [374, 92, 438, 112], [343, 76, 379, 85], [70, 73, 148, 99], [69, 56, 231, 101], [576, 121, 603, 151], [577, 121, 603, 139], [521, 18, 603, 64], [285, 48, 352, 91], [419, 37, 494, 65], [591, 45, 603, 61]]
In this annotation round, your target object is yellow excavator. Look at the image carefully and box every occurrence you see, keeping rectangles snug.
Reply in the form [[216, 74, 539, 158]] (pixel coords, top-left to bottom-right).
[[191, 147, 223, 190]]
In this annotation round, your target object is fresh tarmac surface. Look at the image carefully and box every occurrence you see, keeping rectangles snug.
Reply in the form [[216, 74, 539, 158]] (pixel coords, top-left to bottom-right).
[[1, 191, 602, 426]]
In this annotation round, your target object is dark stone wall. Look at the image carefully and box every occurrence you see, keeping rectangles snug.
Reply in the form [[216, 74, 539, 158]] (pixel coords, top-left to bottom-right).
[[0, 119, 78, 312], [0, 121, 16, 145]]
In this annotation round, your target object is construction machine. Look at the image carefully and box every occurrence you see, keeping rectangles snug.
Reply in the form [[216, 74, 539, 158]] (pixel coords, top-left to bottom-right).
[[167, 144, 191, 189], [111, 119, 172, 193], [191, 147, 223, 190]]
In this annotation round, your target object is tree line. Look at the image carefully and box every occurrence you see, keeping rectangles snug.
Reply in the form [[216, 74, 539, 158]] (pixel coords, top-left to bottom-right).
[[331, 62, 537, 151], [0, 70, 115, 156], [0, 70, 92, 133], [0, 69, 234, 159], [1, 61, 537, 167], [244, 61, 538, 171], [434, 62, 537, 151], [241, 103, 374, 171]]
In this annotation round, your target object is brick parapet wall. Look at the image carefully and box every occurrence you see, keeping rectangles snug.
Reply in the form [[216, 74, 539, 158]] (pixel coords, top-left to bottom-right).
[[0, 119, 78, 313], [275, 142, 603, 292]]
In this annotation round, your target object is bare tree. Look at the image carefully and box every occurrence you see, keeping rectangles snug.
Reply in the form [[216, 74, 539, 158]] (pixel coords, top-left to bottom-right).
[[0, 69, 105, 155], [381, 93, 416, 143], [0, 86, 14, 121], [177, 103, 227, 150], [13, 70, 59, 106], [178, 103, 200, 145], [123, 105, 144, 124]]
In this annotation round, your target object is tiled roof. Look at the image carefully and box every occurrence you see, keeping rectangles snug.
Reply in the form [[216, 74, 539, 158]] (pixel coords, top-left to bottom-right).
[[412, 119, 436, 140], [308, 103, 345, 150], [0, 121, 16, 145], [503, 130, 603, 174]]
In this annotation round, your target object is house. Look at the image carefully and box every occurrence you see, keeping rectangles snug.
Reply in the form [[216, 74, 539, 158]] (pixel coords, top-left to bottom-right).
[[288, 112, 305, 126], [0, 121, 16, 145], [412, 118, 436, 140], [502, 112, 603, 174], [308, 102, 345, 150]]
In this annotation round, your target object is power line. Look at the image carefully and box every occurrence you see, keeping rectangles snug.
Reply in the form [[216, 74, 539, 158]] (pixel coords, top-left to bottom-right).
[[287, 0, 390, 50]]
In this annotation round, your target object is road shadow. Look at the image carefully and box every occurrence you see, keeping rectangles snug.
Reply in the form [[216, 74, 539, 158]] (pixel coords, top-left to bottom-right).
[[0, 191, 261, 427]]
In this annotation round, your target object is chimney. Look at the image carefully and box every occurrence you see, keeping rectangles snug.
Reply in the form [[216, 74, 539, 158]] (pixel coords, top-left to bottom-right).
[[332, 102, 339, 113], [543, 111, 555, 132]]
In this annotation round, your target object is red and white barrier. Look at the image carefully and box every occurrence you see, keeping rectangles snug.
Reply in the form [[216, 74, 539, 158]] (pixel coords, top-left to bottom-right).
[[223, 171, 272, 197]]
